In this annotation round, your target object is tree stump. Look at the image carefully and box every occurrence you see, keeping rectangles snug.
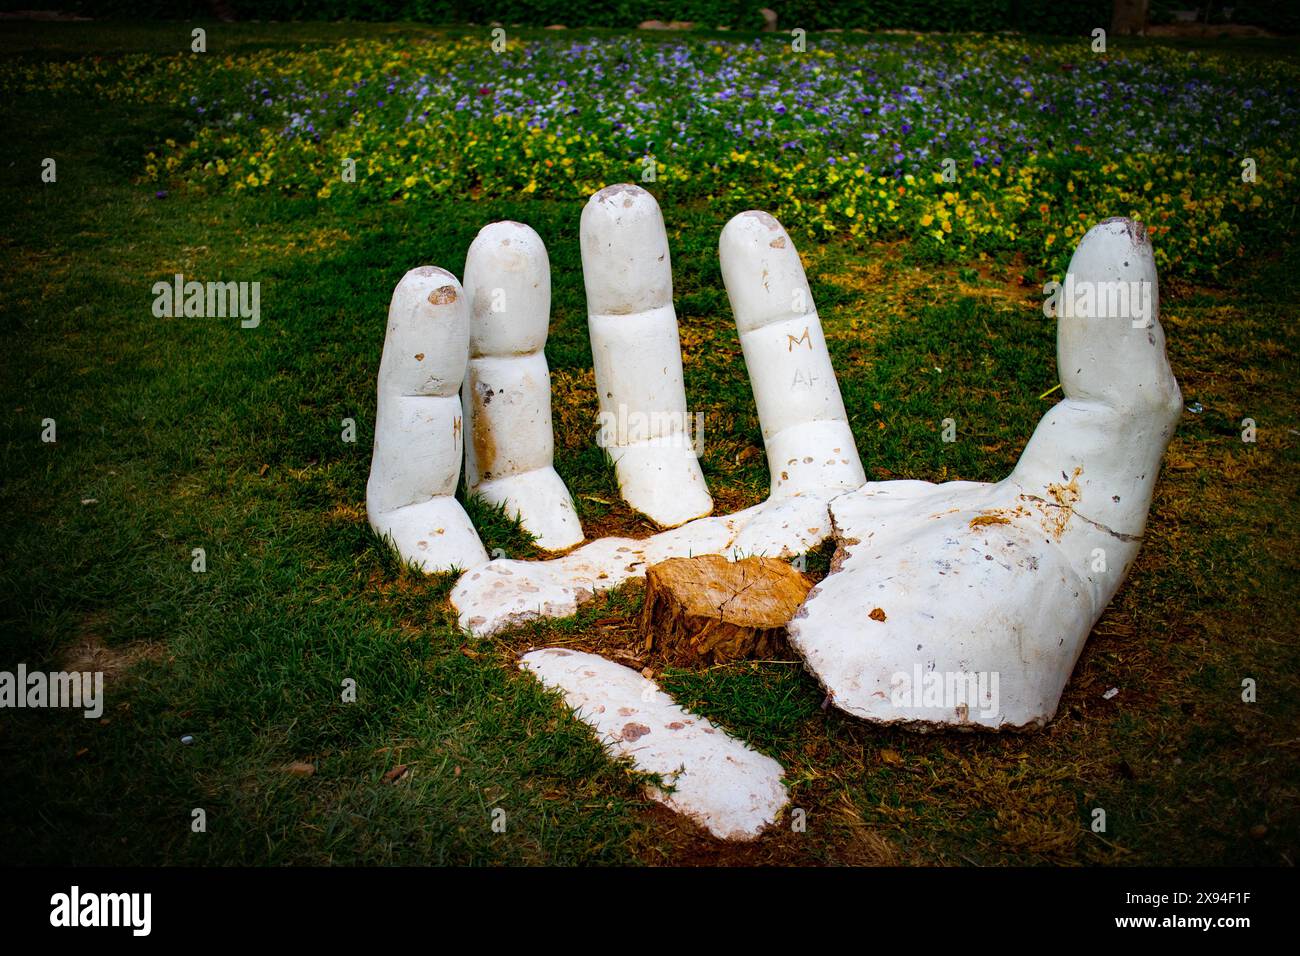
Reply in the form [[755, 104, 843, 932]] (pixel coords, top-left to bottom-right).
[[640, 555, 813, 666]]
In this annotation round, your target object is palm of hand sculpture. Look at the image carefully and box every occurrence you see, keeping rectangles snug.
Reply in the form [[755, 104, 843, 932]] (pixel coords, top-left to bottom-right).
[[366, 184, 1180, 732]]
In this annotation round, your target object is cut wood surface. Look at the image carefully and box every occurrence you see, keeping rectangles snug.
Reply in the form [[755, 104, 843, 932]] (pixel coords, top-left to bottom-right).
[[640, 554, 813, 666]]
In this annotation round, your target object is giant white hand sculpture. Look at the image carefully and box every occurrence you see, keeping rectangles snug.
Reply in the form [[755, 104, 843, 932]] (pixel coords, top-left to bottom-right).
[[365, 187, 1180, 733]]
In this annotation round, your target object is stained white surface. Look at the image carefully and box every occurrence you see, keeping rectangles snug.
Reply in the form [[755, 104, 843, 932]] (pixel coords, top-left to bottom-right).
[[520, 648, 788, 840], [368, 205, 1179, 741], [788, 219, 1181, 729], [462, 222, 583, 551], [366, 267, 488, 572]]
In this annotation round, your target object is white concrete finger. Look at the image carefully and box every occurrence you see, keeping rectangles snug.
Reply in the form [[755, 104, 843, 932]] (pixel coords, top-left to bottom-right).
[[366, 267, 488, 572], [581, 184, 712, 527], [462, 221, 583, 551], [719, 210, 865, 498]]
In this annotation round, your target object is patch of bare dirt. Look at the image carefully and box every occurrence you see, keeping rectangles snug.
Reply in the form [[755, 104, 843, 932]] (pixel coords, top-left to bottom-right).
[[58, 615, 164, 681]]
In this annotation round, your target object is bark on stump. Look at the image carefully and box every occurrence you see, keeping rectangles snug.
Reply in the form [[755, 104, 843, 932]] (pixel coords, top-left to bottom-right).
[[640, 554, 813, 666]]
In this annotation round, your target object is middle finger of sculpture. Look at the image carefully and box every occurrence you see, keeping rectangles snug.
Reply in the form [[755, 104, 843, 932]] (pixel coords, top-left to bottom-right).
[[366, 185, 1180, 734]]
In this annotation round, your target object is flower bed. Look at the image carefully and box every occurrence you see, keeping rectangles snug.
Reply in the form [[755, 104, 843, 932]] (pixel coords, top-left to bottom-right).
[[9, 33, 1297, 277]]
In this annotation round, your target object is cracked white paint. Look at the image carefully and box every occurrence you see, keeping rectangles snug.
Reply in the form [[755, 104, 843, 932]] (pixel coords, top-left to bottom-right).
[[520, 648, 788, 840]]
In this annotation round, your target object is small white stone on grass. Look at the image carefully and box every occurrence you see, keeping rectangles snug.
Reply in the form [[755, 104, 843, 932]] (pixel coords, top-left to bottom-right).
[[520, 648, 788, 840]]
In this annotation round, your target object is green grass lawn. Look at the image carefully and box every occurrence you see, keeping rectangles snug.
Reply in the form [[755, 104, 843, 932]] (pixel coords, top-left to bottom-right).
[[1, 21, 1297, 866]]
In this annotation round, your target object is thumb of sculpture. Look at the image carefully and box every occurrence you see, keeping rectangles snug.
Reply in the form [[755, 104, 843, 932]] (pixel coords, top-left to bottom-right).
[[1012, 216, 1183, 556], [787, 217, 1184, 731]]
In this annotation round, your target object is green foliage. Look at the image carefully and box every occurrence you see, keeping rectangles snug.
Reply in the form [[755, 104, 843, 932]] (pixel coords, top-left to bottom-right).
[[8, 30, 1295, 282], [12, 0, 1298, 33], [36, 0, 1112, 35]]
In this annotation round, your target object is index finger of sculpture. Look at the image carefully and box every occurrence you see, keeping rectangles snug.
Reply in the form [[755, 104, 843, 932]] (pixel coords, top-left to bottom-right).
[[716, 211, 865, 559], [580, 184, 713, 528], [461, 221, 584, 551], [718, 211, 866, 500], [366, 267, 489, 572]]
